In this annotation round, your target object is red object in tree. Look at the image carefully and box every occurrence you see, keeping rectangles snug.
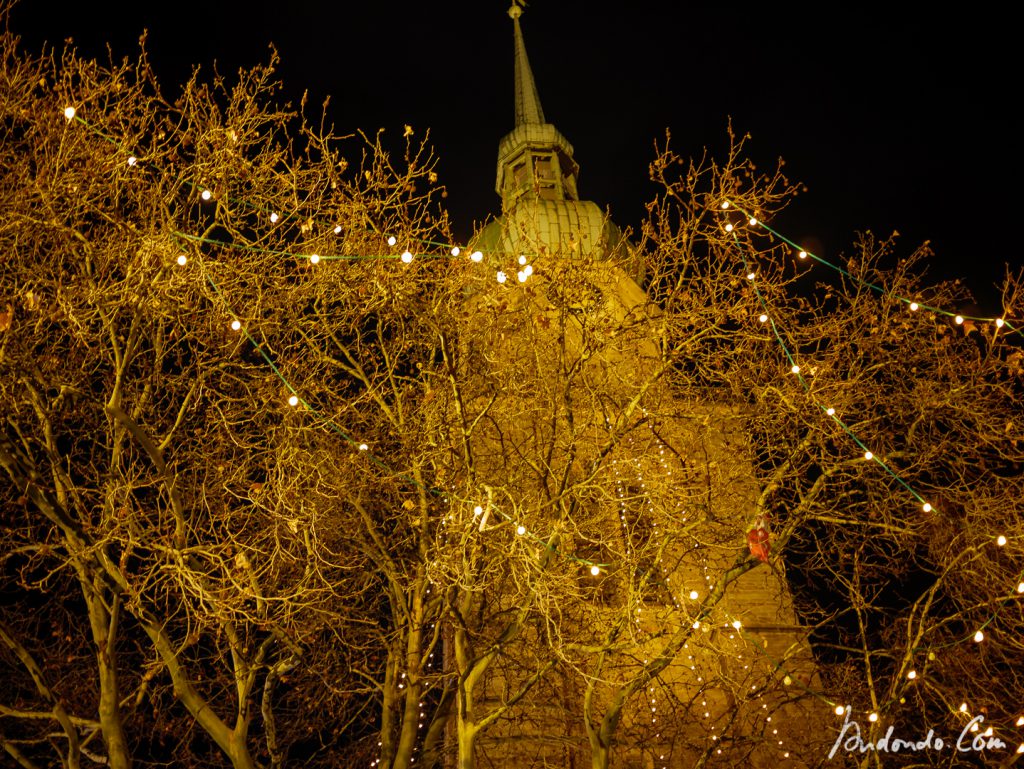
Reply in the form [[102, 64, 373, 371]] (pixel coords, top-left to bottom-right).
[[747, 527, 770, 563]]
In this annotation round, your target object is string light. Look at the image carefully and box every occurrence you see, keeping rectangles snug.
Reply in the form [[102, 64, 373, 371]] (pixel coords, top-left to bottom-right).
[[790, 364, 800, 374], [721, 201, 730, 209], [747, 272, 756, 280], [201, 189, 212, 201], [176, 254, 187, 266], [334, 225, 342, 234], [270, 212, 279, 223], [518, 255, 527, 266], [725, 223, 734, 232], [868, 712, 878, 722], [590, 565, 601, 576], [974, 630, 984, 643], [835, 705, 845, 716], [907, 670, 917, 680], [826, 407, 835, 416], [496, 271, 507, 284], [996, 535, 1007, 546], [749, 217, 758, 226], [516, 525, 526, 535], [127, 156, 137, 166], [63, 106, 76, 120], [310, 254, 320, 264], [401, 251, 413, 263], [864, 451, 873, 461], [955, 315, 965, 325], [910, 302, 919, 311], [387, 235, 397, 246], [287, 395, 299, 407], [922, 502, 932, 512], [230, 319, 241, 331], [758, 314, 768, 323], [358, 443, 369, 451], [798, 250, 807, 259]]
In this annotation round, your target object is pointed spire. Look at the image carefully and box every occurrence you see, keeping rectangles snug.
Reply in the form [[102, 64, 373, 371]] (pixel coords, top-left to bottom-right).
[[509, 3, 545, 127]]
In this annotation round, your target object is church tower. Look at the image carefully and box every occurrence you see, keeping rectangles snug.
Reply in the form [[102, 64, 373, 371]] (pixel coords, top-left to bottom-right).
[[452, 7, 828, 768]]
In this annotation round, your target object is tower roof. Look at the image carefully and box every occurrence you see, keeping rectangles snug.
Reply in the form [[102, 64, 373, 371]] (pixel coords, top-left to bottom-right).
[[510, 3, 545, 127]]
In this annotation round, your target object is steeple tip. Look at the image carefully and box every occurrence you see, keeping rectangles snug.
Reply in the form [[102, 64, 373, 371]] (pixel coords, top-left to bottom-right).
[[510, 2, 545, 127]]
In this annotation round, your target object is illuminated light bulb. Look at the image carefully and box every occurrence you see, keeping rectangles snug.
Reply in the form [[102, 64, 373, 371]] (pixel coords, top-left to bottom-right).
[[334, 225, 342, 234], [288, 395, 299, 407], [518, 255, 527, 265], [473, 505, 483, 516], [517, 270, 527, 282], [864, 451, 873, 461], [974, 630, 984, 642], [450, 246, 462, 257], [693, 620, 701, 630], [1018, 582, 1024, 593], [747, 272, 756, 280], [725, 223, 734, 232], [496, 271, 507, 284], [270, 212, 279, 223], [721, 200, 730, 209], [176, 254, 187, 266], [689, 590, 699, 600], [970, 722, 979, 733], [835, 706, 845, 716], [783, 676, 792, 686], [230, 319, 241, 331], [516, 525, 526, 535], [955, 315, 964, 325], [401, 251, 413, 263], [1016, 716, 1024, 726], [798, 250, 807, 259], [791, 364, 800, 374], [758, 313, 768, 323], [310, 254, 320, 265], [387, 235, 397, 246], [922, 502, 932, 512], [749, 217, 758, 226], [907, 670, 917, 680], [590, 565, 600, 576], [826, 407, 836, 416], [201, 189, 212, 201], [63, 106, 76, 120], [731, 620, 742, 630], [358, 443, 369, 451], [997, 535, 1007, 546], [869, 713, 878, 723], [910, 302, 919, 311], [996, 318, 1005, 328], [127, 156, 137, 166], [524, 264, 533, 276], [1017, 744, 1024, 754], [960, 703, 969, 712], [984, 727, 994, 737]]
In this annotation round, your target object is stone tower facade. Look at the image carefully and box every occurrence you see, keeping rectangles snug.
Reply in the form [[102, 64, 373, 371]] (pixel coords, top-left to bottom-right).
[[453, 7, 829, 768]]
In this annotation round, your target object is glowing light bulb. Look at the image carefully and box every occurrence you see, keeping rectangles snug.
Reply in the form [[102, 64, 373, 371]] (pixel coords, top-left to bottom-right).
[[127, 156, 137, 166], [401, 251, 413, 263], [731, 620, 742, 630], [288, 395, 299, 407], [747, 272, 756, 280], [496, 271, 507, 284], [516, 525, 526, 535], [689, 590, 699, 600], [358, 443, 369, 451], [910, 302, 919, 311], [721, 200, 730, 209], [230, 319, 241, 331], [960, 703, 969, 712], [524, 264, 533, 276], [791, 364, 800, 374], [922, 502, 932, 512], [517, 270, 527, 282], [270, 212, 279, 223], [758, 314, 768, 323], [907, 670, 917, 680], [334, 225, 342, 234], [996, 318, 1005, 328], [974, 630, 984, 642], [692, 621, 701, 630], [1016, 716, 1024, 726], [868, 712, 878, 722], [997, 535, 1007, 546], [590, 565, 600, 576], [1017, 744, 1024, 754], [387, 235, 397, 246], [473, 505, 483, 516], [798, 250, 807, 259], [518, 255, 527, 265], [310, 254, 320, 264], [450, 246, 461, 257], [783, 676, 792, 685], [725, 223, 734, 232], [835, 706, 845, 716], [176, 254, 187, 266], [64, 106, 76, 120], [201, 189, 212, 201], [1018, 582, 1024, 593], [955, 315, 964, 325], [749, 217, 758, 226], [826, 407, 836, 416], [864, 451, 873, 460]]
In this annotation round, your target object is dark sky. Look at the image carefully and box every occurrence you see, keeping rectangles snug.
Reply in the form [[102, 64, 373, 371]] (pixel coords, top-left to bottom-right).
[[10, 2, 1020, 306]]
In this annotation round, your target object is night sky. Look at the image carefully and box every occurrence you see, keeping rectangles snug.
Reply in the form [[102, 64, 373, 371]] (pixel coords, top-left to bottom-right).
[[10, 2, 1020, 306]]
